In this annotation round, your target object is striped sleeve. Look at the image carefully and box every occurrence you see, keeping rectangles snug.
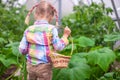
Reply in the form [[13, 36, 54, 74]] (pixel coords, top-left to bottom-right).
[[52, 28, 68, 51], [19, 30, 29, 54]]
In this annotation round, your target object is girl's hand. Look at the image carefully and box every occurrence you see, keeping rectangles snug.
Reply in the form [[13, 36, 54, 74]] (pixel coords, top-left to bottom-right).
[[63, 26, 71, 38]]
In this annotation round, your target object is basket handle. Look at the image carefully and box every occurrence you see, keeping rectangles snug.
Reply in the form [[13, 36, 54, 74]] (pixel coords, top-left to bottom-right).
[[48, 27, 74, 56], [70, 35, 73, 56]]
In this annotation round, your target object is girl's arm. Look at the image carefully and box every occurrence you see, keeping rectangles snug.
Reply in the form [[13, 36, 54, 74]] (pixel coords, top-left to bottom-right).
[[52, 28, 69, 51], [19, 31, 29, 55]]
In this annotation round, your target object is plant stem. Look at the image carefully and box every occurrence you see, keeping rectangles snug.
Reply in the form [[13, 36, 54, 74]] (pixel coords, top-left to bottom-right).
[[23, 56, 27, 80], [5, 67, 20, 80]]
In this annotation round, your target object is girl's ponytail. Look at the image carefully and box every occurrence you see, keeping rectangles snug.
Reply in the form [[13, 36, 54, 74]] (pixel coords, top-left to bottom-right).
[[25, 4, 38, 25], [49, 4, 59, 26], [55, 9, 59, 26], [25, 1, 59, 26]]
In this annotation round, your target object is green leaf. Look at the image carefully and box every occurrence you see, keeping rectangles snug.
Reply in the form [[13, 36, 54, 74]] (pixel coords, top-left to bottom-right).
[[6, 42, 21, 56], [116, 52, 120, 61], [0, 37, 5, 43], [87, 47, 116, 72], [0, 54, 17, 67], [70, 53, 88, 65], [104, 72, 114, 78], [104, 32, 120, 42], [77, 36, 95, 47], [6, 42, 19, 47], [0, 54, 6, 63], [53, 63, 91, 80], [53, 53, 91, 80], [4, 57, 17, 67], [99, 72, 114, 80], [12, 46, 21, 57]]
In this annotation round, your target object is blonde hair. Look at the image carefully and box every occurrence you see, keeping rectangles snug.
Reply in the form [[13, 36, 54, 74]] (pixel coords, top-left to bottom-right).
[[25, 1, 58, 26]]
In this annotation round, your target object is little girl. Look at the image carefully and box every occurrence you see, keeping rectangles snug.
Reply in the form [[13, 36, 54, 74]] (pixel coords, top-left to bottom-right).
[[19, 1, 71, 80]]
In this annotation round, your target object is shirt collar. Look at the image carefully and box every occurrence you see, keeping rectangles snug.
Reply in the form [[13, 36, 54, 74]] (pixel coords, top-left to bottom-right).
[[34, 20, 49, 25]]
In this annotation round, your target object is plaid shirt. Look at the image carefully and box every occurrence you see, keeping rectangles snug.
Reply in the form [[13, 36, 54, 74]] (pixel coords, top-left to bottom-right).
[[19, 20, 68, 65]]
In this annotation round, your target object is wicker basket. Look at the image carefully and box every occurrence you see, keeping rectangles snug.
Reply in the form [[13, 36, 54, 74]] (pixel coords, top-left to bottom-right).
[[48, 35, 73, 68], [47, 27, 73, 68], [49, 52, 71, 68]]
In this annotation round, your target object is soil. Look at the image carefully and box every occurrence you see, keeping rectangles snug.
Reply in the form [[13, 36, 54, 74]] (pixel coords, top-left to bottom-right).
[[110, 61, 120, 71], [0, 65, 17, 80]]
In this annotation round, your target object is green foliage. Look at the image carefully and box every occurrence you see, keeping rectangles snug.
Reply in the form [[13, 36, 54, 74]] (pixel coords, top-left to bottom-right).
[[87, 47, 116, 72], [76, 36, 95, 47], [99, 72, 114, 80], [104, 32, 120, 42], [60, 36, 95, 56], [0, 1, 119, 79], [53, 47, 116, 80], [62, 3, 115, 46], [53, 2, 120, 80], [99, 71, 120, 80], [0, 54, 17, 67], [116, 52, 120, 61], [0, 0, 27, 78], [53, 63, 91, 80]]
